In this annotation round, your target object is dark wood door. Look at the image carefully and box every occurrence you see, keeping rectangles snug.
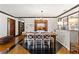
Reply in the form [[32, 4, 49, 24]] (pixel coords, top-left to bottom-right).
[[7, 18, 15, 36]]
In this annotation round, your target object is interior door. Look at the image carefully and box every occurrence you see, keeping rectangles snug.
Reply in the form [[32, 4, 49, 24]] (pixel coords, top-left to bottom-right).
[[7, 18, 15, 36]]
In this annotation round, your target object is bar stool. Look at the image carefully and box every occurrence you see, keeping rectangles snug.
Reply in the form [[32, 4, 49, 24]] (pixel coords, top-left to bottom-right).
[[34, 32, 43, 54], [42, 33, 51, 54], [26, 32, 35, 53]]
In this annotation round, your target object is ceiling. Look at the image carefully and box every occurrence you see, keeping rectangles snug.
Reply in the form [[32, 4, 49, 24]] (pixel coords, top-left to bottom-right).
[[0, 4, 76, 17]]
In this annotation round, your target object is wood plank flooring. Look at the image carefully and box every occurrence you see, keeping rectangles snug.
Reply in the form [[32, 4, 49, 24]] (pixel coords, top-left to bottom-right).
[[0, 35, 70, 54], [0, 35, 25, 52], [57, 47, 70, 54], [8, 44, 30, 54]]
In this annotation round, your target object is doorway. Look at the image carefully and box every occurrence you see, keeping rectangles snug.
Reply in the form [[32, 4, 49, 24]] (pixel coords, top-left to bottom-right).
[[7, 18, 15, 37], [18, 21, 25, 35]]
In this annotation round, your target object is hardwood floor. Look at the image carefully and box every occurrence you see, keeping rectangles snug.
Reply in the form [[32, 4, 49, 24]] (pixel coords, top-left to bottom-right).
[[0, 35, 25, 53], [0, 35, 70, 54], [57, 47, 70, 54], [56, 41, 70, 54], [8, 44, 30, 54], [0, 38, 15, 51]]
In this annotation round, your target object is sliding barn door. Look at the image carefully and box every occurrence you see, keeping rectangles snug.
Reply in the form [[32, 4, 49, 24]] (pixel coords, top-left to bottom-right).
[[7, 18, 15, 36]]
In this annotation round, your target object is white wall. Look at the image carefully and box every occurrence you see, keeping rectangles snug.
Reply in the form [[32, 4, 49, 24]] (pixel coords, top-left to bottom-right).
[[24, 18, 57, 32], [15, 19, 19, 35], [0, 13, 18, 38]]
